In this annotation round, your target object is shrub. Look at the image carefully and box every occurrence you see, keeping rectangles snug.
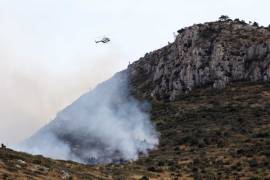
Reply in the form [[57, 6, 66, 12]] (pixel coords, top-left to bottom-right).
[[157, 160, 165, 166], [219, 15, 230, 21], [147, 166, 162, 172], [177, 28, 185, 34], [140, 176, 149, 180], [253, 22, 259, 27], [249, 159, 258, 167]]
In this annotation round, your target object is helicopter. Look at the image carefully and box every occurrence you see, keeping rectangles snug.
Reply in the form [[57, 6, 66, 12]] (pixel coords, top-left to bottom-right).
[[95, 37, 110, 44]]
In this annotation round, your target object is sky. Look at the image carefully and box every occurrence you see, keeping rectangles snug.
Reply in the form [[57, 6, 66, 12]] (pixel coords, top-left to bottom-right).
[[0, 0, 269, 144]]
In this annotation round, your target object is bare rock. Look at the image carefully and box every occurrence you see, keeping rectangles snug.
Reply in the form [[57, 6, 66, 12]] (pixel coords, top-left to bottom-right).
[[129, 20, 270, 101]]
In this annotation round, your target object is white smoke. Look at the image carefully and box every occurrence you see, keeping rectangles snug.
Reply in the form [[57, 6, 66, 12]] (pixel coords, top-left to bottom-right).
[[14, 70, 159, 164]]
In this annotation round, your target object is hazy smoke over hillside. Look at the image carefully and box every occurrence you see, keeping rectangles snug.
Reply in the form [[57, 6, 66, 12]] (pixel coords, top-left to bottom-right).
[[15, 71, 159, 164]]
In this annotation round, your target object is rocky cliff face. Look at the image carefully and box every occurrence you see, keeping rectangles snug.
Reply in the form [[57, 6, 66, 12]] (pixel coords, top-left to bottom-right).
[[129, 20, 270, 101]]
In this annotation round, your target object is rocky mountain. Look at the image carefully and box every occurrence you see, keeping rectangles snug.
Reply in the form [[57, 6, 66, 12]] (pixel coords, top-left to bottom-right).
[[1, 18, 270, 179], [129, 19, 270, 101]]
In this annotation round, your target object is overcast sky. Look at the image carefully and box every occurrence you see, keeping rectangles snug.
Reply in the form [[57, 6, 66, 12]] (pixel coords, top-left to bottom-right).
[[0, 0, 269, 144]]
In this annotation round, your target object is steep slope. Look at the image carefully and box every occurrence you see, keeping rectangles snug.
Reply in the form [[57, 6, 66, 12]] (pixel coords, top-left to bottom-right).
[[16, 72, 159, 164], [1, 82, 270, 179], [1, 19, 270, 179], [129, 19, 270, 101]]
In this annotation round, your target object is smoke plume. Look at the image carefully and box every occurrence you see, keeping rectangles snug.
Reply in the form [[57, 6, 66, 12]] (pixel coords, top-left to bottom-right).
[[15, 70, 159, 164]]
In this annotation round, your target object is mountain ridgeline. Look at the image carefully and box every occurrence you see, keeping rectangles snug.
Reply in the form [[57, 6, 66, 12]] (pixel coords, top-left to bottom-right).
[[129, 19, 270, 101], [3, 19, 270, 179], [17, 18, 270, 165]]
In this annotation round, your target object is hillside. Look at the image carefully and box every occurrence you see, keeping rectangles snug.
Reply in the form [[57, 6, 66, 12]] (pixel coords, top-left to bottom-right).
[[1, 82, 270, 179], [1, 19, 270, 179], [129, 19, 270, 101]]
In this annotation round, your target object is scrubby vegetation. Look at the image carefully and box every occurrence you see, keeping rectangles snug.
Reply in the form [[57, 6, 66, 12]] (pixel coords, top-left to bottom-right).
[[219, 15, 230, 21], [1, 81, 270, 179], [146, 82, 270, 179], [1, 17, 270, 179]]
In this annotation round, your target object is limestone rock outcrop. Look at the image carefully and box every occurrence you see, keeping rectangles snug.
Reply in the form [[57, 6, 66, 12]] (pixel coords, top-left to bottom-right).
[[129, 20, 270, 101]]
